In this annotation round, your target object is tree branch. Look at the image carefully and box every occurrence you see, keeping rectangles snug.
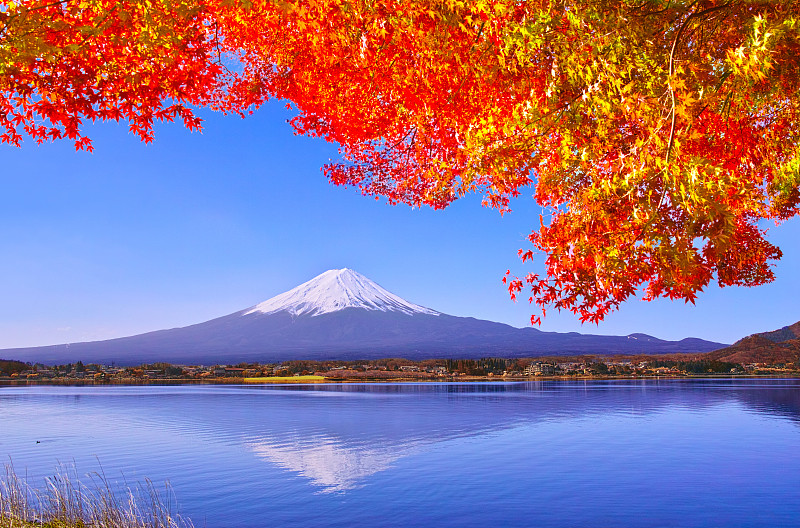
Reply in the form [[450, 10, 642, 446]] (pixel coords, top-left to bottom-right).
[[666, 1, 732, 165]]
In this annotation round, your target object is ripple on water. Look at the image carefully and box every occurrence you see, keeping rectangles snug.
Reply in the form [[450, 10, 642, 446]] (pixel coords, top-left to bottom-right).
[[2, 380, 799, 528]]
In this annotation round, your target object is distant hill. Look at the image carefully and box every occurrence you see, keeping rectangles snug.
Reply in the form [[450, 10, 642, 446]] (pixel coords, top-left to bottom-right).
[[706, 321, 800, 365], [0, 269, 727, 365], [756, 321, 800, 343]]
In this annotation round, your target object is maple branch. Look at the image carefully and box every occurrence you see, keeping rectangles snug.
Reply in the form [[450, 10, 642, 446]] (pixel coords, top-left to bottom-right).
[[387, 126, 415, 151], [628, 0, 672, 18], [447, 39, 494, 104], [666, 1, 732, 165], [518, 92, 582, 134], [666, 86, 677, 165], [77, 4, 118, 46], [0, 0, 67, 41], [3, 1, 118, 53]]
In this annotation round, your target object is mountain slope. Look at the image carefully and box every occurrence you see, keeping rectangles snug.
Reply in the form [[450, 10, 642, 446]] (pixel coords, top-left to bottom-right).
[[707, 321, 800, 364], [1, 269, 727, 365], [756, 321, 800, 344], [245, 268, 439, 317]]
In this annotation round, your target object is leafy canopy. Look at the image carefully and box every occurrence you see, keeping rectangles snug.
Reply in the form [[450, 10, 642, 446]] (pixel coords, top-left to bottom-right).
[[3, 0, 799, 323], [0, 0, 221, 148]]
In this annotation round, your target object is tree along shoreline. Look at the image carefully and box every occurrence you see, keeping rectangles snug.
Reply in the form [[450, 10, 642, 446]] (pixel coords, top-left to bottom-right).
[[2, 354, 799, 385], [2, 375, 800, 386]]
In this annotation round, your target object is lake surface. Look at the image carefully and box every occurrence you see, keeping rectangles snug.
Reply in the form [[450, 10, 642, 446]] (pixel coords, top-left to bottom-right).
[[2, 379, 799, 527]]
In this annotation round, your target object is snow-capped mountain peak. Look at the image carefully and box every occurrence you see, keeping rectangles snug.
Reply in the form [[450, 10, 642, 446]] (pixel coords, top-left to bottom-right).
[[244, 268, 440, 317]]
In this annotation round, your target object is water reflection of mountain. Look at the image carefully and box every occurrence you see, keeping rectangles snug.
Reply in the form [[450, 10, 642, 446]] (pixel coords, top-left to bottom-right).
[[220, 381, 800, 491], [8, 380, 798, 493], [246, 435, 419, 492]]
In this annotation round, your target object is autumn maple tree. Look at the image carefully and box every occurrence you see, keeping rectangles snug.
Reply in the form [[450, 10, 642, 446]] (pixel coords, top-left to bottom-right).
[[0, 0, 222, 149], [3, 0, 799, 323]]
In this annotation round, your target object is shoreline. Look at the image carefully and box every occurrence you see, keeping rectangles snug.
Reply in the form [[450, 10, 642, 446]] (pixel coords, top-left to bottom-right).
[[1, 374, 799, 386]]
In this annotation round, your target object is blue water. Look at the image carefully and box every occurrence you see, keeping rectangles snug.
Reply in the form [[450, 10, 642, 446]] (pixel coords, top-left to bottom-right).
[[1, 379, 799, 527]]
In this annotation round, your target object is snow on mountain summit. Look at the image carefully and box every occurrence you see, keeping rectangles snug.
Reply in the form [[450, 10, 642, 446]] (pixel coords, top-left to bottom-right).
[[244, 268, 440, 317]]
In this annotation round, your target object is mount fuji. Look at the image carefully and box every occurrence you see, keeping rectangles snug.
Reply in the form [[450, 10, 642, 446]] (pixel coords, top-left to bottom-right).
[[244, 268, 440, 318], [1, 268, 727, 365]]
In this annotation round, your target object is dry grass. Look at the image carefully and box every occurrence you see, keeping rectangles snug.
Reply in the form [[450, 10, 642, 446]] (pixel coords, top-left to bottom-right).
[[0, 464, 192, 528]]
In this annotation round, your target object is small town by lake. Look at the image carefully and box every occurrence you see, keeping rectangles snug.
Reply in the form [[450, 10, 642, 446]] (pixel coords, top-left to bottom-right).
[[4, 353, 799, 384], [2, 379, 799, 527]]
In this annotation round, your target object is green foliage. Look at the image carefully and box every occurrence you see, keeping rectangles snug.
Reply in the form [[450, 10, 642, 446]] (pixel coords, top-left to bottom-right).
[[0, 359, 28, 376], [164, 366, 184, 377], [140, 362, 172, 371], [652, 359, 742, 373], [445, 357, 508, 375], [588, 361, 609, 374]]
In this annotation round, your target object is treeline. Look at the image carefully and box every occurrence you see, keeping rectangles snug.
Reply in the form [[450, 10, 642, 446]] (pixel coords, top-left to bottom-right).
[[38, 361, 101, 374], [444, 358, 509, 376], [0, 359, 28, 376], [1, 360, 114, 377], [240, 358, 451, 375], [651, 359, 741, 373], [138, 362, 186, 376], [5, 355, 791, 380]]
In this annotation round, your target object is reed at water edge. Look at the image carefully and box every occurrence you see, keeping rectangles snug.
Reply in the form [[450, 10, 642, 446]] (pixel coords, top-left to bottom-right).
[[0, 463, 193, 528]]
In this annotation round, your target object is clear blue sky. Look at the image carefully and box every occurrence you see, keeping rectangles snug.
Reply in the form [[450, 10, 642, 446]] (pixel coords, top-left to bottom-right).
[[1, 101, 797, 349]]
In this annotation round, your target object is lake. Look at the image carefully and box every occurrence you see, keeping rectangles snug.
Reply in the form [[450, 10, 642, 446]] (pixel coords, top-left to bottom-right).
[[2, 379, 799, 527]]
